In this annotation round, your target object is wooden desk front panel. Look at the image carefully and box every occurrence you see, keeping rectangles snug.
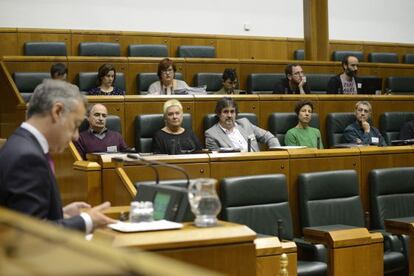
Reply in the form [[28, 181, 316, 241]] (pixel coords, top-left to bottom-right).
[[257, 253, 297, 276], [124, 96, 194, 146], [289, 155, 360, 236], [0, 30, 18, 56], [158, 243, 256, 276], [4, 59, 67, 75]]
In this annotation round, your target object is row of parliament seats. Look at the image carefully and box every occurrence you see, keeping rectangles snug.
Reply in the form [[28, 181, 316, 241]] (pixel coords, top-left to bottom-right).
[[218, 168, 413, 275], [131, 111, 414, 152], [23, 41, 216, 58], [294, 49, 414, 64], [12, 71, 414, 100]]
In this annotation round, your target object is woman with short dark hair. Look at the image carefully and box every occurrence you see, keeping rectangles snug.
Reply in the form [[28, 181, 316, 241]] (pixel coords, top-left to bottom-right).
[[88, 63, 125, 95], [148, 58, 190, 95]]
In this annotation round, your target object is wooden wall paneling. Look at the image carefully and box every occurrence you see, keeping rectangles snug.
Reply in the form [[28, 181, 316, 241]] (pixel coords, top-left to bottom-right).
[[71, 161, 102, 206], [300, 61, 338, 74], [209, 152, 289, 185], [184, 59, 240, 87], [0, 28, 18, 56], [124, 96, 194, 147], [370, 63, 414, 79], [193, 95, 260, 142], [127, 58, 185, 95], [120, 32, 170, 56], [359, 146, 414, 212], [288, 148, 361, 236], [169, 35, 217, 58], [67, 57, 128, 92], [17, 28, 72, 55], [70, 30, 123, 56], [3, 57, 67, 75], [286, 38, 304, 60]]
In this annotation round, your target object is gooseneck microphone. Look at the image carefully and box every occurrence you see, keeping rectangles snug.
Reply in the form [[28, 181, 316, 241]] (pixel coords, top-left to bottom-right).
[[126, 154, 190, 187], [113, 156, 160, 184]]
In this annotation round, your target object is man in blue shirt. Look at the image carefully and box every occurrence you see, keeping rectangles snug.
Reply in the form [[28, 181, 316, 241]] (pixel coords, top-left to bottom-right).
[[343, 100, 387, 146]]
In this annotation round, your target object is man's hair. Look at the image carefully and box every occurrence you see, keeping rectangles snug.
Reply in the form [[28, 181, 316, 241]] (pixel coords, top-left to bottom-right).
[[355, 100, 372, 112], [50, 63, 67, 79], [97, 63, 117, 86], [284, 64, 300, 78], [27, 79, 87, 118], [163, 99, 183, 114], [157, 58, 176, 79], [215, 97, 238, 116], [222, 68, 237, 82], [294, 100, 314, 115]]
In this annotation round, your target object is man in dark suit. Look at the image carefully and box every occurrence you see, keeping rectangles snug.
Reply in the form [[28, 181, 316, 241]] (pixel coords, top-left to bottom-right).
[[0, 79, 115, 233]]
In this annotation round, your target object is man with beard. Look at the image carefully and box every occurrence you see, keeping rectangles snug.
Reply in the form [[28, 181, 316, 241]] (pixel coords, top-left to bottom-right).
[[327, 55, 362, 94], [205, 97, 280, 151], [343, 101, 386, 146], [274, 64, 310, 94]]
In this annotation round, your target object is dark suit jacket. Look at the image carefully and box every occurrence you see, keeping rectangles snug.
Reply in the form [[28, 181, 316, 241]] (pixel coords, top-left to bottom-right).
[[0, 127, 85, 231]]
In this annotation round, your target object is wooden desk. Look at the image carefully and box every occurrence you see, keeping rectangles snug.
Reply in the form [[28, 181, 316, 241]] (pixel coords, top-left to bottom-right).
[[304, 225, 383, 276], [385, 217, 414, 275], [95, 221, 257, 275]]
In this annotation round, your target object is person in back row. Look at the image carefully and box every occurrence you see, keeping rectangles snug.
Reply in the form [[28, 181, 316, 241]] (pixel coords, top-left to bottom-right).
[[205, 97, 280, 151], [343, 101, 386, 146], [74, 103, 128, 159], [88, 63, 125, 96], [50, 63, 68, 81], [327, 55, 362, 94], [152, 99, 202, 154], [274, 64, 310, 94], [216, 68, 242, 94], [285, 100, 323, 148], [148, 58, 190, 95]]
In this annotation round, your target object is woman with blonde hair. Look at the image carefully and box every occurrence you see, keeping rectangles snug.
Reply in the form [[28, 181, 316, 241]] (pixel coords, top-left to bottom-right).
[[152, 99, 202, 154]]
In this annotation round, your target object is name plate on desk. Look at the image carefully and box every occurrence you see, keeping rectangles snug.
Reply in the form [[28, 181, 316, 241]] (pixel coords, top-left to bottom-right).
[[108, 220, 183, 233]]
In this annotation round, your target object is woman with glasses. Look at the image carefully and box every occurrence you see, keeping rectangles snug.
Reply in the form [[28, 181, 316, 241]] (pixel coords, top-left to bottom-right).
[[152, 99, 202, 154], [148, 58, 190, 95]]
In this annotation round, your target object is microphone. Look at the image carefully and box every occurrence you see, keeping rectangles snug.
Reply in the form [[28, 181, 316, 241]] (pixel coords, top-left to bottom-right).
[[247, 138, 252, 152], [126, 154, 190, 187]]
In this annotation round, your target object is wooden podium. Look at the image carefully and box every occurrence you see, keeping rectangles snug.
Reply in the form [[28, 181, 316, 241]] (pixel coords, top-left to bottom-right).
[[385, 217, 414, 275], [303, 225, 383, 276]]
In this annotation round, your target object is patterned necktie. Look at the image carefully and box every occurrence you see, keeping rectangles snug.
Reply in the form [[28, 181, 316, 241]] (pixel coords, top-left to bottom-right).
[[45, 152, 55, 174]]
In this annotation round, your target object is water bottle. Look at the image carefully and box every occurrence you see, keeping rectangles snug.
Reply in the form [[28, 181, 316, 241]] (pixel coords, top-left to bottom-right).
[[129, 201, 141, 222], [129, 201, 154, 222]]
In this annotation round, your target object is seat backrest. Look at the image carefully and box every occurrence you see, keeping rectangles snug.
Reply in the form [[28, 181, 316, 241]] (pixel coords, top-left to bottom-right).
[[306, 73, 335, 94], [177, 45, 216, 58], [331, 51, 364, 62], [386, 76, 414, 94], [247, 73, 285, 94], [134, 113, 192, 153], [78, 42, 121, 56], [404, 53, 414, 64], [268, 112, 320, 146], [193, 73, 222, 92], [136, 72, 183, 94], [379, 112, 414, 145], [203, 113, 258, 132], [326, 112, 355, 148], [369, 167, 414, 229], [24, 42, 67, 56], [77, 72, 125, 92], [294, 49, 304, 60], [13, 72, 50, 92], [78, 115, 122, 134], [220, 174, 293, 239], [298, 170, 365, 229], [368, 52, 398, 63], [128, 44, 168, 57]]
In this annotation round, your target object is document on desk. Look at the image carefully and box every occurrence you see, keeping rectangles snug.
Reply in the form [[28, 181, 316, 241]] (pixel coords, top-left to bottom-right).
[[108, 220, 183, 233]]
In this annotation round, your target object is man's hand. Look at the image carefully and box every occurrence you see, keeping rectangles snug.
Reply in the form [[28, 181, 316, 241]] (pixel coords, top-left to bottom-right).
[[361, 120, 371, 133], [63, 202, 91, 217], [85, 201, 117, 230], [298, 76, 306, 94]]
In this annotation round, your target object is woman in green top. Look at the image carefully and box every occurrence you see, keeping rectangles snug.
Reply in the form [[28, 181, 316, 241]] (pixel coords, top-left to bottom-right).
[[285, 100, 323, 148]]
